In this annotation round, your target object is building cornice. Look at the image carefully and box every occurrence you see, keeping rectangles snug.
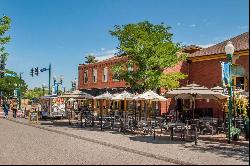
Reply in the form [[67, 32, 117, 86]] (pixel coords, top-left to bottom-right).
[[187, 49, 249, 62]]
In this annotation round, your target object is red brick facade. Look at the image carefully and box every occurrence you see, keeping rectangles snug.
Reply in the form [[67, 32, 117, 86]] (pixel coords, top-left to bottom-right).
[[78, 32, 249, 118], [78, 56, 128, 90]]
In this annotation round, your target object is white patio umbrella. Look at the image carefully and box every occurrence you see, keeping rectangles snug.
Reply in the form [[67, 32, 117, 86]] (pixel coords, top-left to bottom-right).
[[134, 90, 167, 139], [61, 91, 93, 126], [94, 91, 114, 130], [111, 91, 136, 126], [136, 90, 167, 101], [61, 90, 93, 99], [165, 84, 229, 119]]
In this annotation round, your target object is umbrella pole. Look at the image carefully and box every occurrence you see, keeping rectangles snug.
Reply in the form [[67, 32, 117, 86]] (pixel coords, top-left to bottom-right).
[[100, 99, 103, 131], [124, 99, 126, 129], [134, 100, 137, 123], [139, 100, 142, 121], [154, 101, 156, 140]]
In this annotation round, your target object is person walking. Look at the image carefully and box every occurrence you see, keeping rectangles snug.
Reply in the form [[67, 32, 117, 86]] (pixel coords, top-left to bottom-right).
[[12, 100, 18, 118], [2, 99, 9, 118]]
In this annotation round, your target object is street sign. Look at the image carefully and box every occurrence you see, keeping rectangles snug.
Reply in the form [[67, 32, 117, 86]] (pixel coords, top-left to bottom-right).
[[4, 73, 17, 77], [14, 89, 18, 97]]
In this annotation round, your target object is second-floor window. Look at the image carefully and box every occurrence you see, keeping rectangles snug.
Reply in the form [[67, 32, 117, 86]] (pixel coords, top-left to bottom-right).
[[103, 67, 108, 82], [93, 68, 97, 83], [84, 70, 88, 84]]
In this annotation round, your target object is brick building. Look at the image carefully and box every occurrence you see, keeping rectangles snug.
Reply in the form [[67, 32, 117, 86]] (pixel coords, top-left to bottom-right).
[[78, 32, 249, 118]]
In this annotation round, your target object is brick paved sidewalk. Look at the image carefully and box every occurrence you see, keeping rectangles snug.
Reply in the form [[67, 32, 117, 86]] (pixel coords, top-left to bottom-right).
[[4, 117, 249, 165]]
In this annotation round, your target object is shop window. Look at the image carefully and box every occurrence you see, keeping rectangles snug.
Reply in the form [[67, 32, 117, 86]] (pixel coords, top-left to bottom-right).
[[233, 76, 245, 90]]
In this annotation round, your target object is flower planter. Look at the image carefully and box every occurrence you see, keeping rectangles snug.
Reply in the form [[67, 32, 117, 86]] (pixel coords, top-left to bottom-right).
[[232, 134, 239, 141]]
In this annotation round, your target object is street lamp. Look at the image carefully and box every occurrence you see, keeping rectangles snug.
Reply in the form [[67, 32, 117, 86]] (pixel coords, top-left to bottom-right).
[[42, 83, 47, 96], [71, 78, 77, 91], [225, 41, 235, 144], [53, 75, 64, 95]]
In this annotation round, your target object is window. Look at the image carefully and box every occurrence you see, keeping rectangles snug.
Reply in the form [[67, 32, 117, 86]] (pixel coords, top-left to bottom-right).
[[103, 67, 108, 82], [84, 70, 88, 84], [233, 76, 245, 90], [93, 68, 97, 83]]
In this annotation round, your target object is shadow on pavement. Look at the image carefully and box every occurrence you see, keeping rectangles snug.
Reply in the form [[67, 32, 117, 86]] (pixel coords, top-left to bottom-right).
[[181, 141, 249, 163]]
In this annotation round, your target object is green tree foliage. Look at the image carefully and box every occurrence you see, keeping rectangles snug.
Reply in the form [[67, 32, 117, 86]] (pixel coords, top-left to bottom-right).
[[0, 15, 11, 45], [0, 16, 11, 72], [109, 21, 187, 92], [24, 87, 48, 100], [0, 70, 28, 98], [233, 91, 249, 119], [85, 54, 98, 64]]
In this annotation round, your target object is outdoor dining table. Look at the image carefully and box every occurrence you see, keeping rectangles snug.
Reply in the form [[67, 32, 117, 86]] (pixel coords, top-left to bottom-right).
[[168, 122, 187, 141]]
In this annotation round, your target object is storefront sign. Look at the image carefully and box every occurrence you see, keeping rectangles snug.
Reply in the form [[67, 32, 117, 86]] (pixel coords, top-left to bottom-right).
[[29, 111, 38, 123]]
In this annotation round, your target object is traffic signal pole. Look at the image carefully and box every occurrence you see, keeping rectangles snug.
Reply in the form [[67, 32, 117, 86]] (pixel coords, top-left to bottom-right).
[[48, 64, 51, 95]]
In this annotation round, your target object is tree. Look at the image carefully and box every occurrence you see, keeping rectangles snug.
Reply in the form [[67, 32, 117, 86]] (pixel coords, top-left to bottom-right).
[[84, 54, 98, 64], [233, 91, 249, 119], [0, 69, 28, 98], [0, 15, 11, 45], [109, 21, 187, 92], [24, 87, 48, 100], [0, 16, 11, 77]]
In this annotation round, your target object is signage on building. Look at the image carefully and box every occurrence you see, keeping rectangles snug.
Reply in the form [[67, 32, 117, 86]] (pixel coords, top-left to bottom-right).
[[221, 62, 230, 87]]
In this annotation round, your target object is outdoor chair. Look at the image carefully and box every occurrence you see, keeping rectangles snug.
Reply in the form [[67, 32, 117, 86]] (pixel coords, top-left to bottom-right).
[[216, 119, 225, 134]]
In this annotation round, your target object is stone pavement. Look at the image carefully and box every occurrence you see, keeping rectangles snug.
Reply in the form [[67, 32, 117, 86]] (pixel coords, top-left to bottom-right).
[[4, 117, 249, 165]]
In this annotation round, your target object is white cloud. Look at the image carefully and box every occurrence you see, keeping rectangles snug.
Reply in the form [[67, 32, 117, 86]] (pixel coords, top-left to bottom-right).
[[96, 54, 115, 61], [197, 43, 215, 48], [238, 25, 249, 30], [190, 24, 196, 27], [86, 48, 117, 61]]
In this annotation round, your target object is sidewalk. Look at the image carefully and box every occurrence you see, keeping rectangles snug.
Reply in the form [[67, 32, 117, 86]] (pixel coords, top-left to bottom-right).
[[4, 117, 249, 165]]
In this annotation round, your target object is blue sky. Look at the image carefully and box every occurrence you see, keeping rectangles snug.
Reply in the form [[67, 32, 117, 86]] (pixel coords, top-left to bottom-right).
[[0, 0, 249, 90]]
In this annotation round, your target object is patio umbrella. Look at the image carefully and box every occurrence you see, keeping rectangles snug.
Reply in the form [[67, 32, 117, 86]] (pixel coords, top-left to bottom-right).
[[165, 84, 229, 119], [60, 90, 93, 99], [94, 91, 114, 130], [61, 91, 93, 126], [135, 90, 167, 140], [112, 91, 136, 127]]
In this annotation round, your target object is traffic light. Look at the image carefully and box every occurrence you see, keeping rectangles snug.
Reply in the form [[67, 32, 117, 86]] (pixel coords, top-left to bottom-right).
[[30, 68, 34, 77], [0, 71, 4, 78], [0, 58, 5, 78], [35, 67, 39, 76]]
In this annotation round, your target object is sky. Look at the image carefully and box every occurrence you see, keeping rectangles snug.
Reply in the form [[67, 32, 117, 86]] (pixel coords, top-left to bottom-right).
[[0, 0, 249, 90]]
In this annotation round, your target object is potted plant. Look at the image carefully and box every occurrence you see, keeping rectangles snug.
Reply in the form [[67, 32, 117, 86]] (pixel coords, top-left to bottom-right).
[[228, 126, 241, 141]]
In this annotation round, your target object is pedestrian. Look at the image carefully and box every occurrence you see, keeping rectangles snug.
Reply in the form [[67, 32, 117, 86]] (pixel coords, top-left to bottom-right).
[[2, 99, 9, 118], [12, 100, 18, 118]]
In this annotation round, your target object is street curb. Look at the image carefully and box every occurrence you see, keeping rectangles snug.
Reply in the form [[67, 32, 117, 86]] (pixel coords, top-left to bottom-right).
[[6, 118, 194, 165]]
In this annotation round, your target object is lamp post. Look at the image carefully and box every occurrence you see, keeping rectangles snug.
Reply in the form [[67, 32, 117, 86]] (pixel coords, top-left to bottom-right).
[[225, 41, 235, 144], [53, 75, 64, 95], [71, 78, 77, 91], [42, 83, 47, 96]]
